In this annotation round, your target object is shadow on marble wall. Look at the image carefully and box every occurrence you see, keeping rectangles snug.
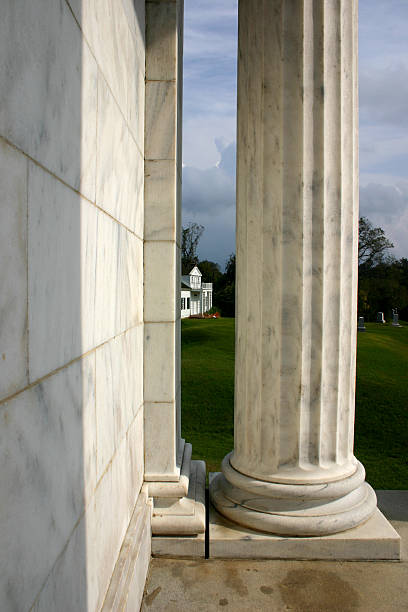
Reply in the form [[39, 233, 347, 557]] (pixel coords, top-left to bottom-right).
[[0, 0, 88, 608], [1, 0, 146, 608]]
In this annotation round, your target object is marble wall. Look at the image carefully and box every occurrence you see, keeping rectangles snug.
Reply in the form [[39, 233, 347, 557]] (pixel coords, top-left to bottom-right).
[[0, 1, 149, 610]]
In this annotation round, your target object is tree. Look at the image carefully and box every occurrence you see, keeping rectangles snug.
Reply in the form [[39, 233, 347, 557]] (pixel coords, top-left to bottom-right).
[[197, 260, 222, 286], [224, 253, 236, 284], [215, 253, 236, 317], [357, 219, 408, 321], [358, 217, 394, 271], [181, 222, 204, 274]]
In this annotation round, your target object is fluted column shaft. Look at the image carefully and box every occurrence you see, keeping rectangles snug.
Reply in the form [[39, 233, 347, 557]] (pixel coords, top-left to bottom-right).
[[210, 0, 376, 536]]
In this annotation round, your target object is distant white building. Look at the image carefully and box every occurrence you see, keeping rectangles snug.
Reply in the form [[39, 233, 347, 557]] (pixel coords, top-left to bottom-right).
[[181, 266, 213, 318]]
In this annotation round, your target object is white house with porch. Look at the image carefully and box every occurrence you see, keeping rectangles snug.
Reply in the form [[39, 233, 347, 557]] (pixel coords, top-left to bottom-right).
[[181, 266, 213, 318]]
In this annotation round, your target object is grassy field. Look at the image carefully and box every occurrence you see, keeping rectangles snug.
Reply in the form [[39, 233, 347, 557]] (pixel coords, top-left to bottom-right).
[[181, 318, 407, 489]]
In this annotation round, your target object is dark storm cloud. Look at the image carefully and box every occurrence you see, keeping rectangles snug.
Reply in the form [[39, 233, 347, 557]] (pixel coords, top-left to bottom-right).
[[182, 142, 236, 267]]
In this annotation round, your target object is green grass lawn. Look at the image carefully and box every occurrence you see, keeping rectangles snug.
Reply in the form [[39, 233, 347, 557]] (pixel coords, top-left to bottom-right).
[[355, 322, 408, 488], [181, 318, 407, 489]]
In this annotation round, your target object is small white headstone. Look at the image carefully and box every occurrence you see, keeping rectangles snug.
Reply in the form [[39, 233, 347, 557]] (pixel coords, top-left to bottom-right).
[[376, 312, 386, 324], [358, 316, 366, 332]]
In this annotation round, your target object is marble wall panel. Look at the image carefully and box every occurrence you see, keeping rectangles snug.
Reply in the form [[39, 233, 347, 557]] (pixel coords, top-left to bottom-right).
[[94, 212, 142, 347], [96, 75, 144, 234], [144, 160, 177, 241], [85, 465, 124, 611], [176, 74, 183, 178], [146, 1, 177, 80], [0, 354, 96, 612], [95, 327, 143, 481], [127, 35, 145, 151], [93, 210, 119, 347], [31, 512, 88, 612], [33, 487, 150, 612], [144, 323, 175, 403], [112, 409, 144, 528], [176, 384, 182, 461], [133, 152, 145, 240], [176, 169, 182, 246], [125, 407, 145, 515], [145, 81, 176, 160], [144, 402, 177, 478], [0, 1, 97, 201], [68, 0, 145, 152], [0, 140, 28, 401], [124, 514, 151, 611], [176, 0, 184, 175], [123, 326, 144, 444], [175, 315, 181, 393], [122, 0, 145, 47], [72, 0, 129, 116], [85, 418, 144, 611], [115, 228, 143, 334], [144, 241, 176, 322], [28, 162, 97, 382]]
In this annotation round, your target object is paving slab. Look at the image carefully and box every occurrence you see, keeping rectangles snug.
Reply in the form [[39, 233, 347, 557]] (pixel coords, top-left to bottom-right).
[[142, 491, 408, 611]]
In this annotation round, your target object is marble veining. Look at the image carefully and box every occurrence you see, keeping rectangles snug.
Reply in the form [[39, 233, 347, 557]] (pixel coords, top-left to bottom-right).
[[0, 140, 28, 401], [0, 355, 96, 611], [145, 81, 177, 161], [28, 162, 98, 382], [95, 327, 143, 480], [0, 0, 97, 201], [96, 74, 144, 235], [144, 241, 177, 322]]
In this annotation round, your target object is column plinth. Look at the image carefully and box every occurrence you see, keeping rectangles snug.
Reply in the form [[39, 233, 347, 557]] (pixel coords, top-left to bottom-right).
[[210, 0, 377, 536]]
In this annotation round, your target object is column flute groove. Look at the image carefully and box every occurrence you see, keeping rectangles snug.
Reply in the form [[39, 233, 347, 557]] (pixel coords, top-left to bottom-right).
[[210, 0, 376, 537]]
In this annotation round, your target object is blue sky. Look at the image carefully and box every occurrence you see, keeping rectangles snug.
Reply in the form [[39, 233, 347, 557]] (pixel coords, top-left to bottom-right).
[[182, 0, 408, 269]]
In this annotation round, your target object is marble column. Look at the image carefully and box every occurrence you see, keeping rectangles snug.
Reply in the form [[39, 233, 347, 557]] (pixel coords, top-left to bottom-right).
[[210, 0, 377, 536], [144, 0, 205, 545]]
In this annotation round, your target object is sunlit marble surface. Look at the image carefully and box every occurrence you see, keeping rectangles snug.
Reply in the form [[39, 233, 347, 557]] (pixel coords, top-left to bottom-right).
[[211, 0, 376, 538]]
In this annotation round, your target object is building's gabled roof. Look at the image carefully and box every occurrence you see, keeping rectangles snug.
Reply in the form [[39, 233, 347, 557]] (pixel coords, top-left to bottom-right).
[[181, 276, 191, 288], [189, 266, 202, 276]]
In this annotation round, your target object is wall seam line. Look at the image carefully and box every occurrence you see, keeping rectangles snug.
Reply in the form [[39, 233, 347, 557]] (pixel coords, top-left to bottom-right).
[[0, 136, 144, 241], [65, 0, 145, 157], [0, 323, 144, 409]]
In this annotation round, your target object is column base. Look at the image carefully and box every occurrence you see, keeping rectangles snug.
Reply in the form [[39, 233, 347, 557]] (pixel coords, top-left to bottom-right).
[[210, 455, 377, 537], [209, 474, 400, 560], [151, 459, 206, 558], [151, 459, 206, 536], [146, 443, 206, 545]]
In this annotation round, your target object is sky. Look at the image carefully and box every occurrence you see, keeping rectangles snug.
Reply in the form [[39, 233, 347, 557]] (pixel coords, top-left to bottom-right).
[[181, 0, 408, 269]]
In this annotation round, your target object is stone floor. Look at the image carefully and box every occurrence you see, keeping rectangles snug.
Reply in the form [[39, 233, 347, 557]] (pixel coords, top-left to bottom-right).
[[142, 491, 408, 611]]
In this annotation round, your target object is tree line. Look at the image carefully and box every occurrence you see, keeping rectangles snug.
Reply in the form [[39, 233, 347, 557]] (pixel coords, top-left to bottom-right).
[[358, 217, 408, 321], [182, 219, 408, 321]]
